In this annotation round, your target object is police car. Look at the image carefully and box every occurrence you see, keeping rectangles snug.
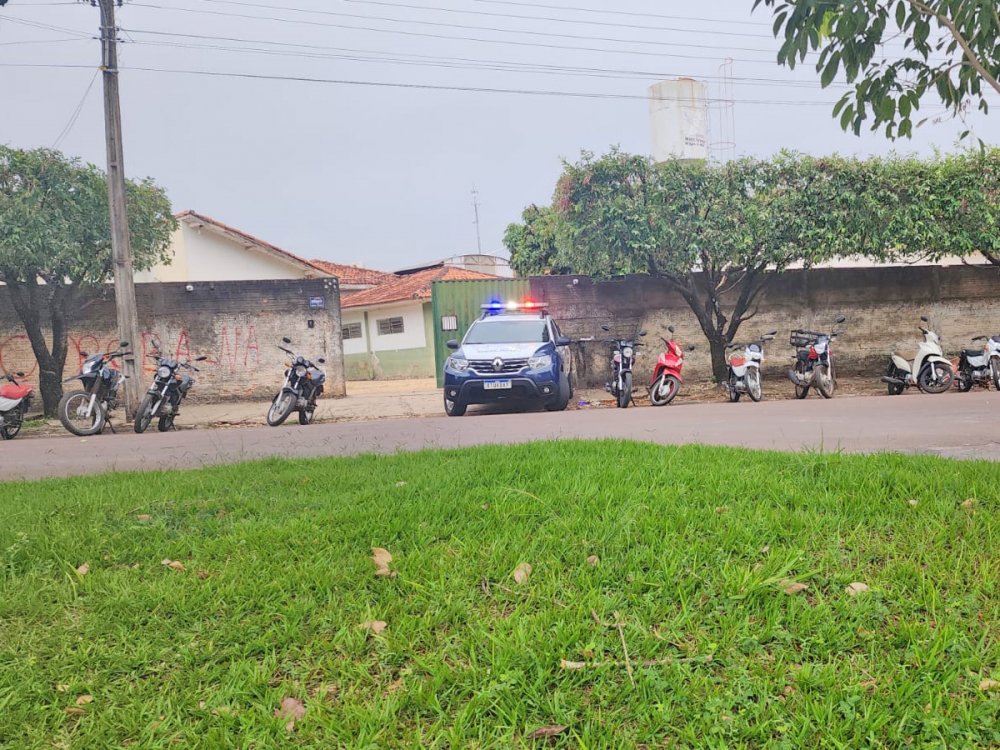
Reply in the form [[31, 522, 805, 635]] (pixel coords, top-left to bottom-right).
[[442, 301, 573, 417]]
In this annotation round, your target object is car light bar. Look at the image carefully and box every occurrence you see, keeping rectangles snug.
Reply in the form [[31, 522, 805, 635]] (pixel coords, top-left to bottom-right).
[[480, 300, 548, 312]]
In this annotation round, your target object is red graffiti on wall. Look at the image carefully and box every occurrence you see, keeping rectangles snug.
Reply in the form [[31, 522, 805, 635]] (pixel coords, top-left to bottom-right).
[[0, 335, 37, 377]]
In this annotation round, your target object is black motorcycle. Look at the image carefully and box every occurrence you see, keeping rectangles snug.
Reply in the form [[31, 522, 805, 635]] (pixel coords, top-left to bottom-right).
[[266, 337, 327, 426], [787, 316, 847, 399], [134, 339, 208, 433], [601, 324, 647, 409], [58, 341, 129, 436]]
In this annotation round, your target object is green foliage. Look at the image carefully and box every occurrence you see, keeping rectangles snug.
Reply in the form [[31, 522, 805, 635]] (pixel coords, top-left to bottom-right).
[[4, 442, 1000, 746], [753, 0, 1000, 139], [504, 204, 567, 276]]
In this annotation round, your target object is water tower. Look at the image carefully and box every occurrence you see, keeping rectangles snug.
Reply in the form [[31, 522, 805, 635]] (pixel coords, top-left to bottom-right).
[[648, 78, 709, 163]]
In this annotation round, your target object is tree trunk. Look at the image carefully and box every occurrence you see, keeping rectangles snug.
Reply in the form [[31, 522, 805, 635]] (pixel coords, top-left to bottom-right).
[[3, 277, 73, 417], [707, 334, 730, 383]]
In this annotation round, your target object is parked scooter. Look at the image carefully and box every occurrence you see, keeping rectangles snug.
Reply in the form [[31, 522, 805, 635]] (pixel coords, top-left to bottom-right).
[[58, 342, 130, 436], [267, 337, 327, 426], [954, 334, 1000, 392], [134, 339, 208, 433], [725, 330, 777, 402], [601, 325, 647, 408], [0, 370, 33, 440], [880, 316, 953, 395], [787, 316, 847, 399], [649, 326, 695, 406]]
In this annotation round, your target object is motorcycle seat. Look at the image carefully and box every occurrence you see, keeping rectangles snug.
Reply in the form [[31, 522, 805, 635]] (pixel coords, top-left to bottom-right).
[[964, 349, 985, 358], [0, 383, 32, 399]]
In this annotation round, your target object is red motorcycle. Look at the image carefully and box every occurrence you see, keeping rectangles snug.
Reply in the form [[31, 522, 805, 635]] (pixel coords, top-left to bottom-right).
[[649, 326, 693, 406], [0, 370, 34, 440]]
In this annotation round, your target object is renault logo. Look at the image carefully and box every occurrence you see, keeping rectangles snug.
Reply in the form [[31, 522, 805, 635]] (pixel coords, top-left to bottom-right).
[[492, 357, 504, 373]]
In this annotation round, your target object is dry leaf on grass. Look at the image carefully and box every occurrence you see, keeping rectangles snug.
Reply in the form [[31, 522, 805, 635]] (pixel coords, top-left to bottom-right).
[[64, 707, 87, 715], [512, 562, 532, 585], [980, 679, 1000, 691], [586, 555, 600, 567], [275, 697, 305, 732], [846, 582, 870, 596], [56, 684, 69, 693], [760, 545, 770, 554], [395, 481, 407, 487], [76, 563, 89, 576], [196, 571, 210, 580], [137, 514, 152, 521], [525, 725, 568, 740], [360, 620, 387, 635], [371, 547, 397, 578], [560, 659, 586, 670], [198, 701, 207, 709], [908, 499, 918, 507], [780, 580, 808, 595], [161, 559, 185, 572], [714, 506, 727, 514], [75, 695, 93, 706], [962, 498, 978, 511]]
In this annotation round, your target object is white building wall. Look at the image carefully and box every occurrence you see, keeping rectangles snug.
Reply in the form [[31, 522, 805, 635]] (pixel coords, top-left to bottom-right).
[[341, 310, 368, 355], [364, 302, 427, 352]]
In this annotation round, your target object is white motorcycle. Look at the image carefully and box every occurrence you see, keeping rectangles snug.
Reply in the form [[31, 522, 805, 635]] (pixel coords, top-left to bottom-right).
[[881, 316, 954, 395], [0, 370, 34, 440], [955, 334, 1000, 392], [725, 330, 777, 403]]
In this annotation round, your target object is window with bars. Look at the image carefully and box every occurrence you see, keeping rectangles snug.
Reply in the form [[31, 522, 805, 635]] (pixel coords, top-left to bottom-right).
[[342, 322, 363, 340], [376, 316, 405, 336]]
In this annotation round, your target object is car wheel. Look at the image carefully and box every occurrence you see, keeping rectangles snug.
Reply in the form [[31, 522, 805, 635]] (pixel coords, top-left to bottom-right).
[[444, 391, 467, 417], [545, 371, 571, 411]]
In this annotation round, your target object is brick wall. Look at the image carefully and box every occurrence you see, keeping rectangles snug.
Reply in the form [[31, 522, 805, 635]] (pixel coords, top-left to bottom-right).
[[528, 266, 1000, 387], [0, 279, 346, 402]]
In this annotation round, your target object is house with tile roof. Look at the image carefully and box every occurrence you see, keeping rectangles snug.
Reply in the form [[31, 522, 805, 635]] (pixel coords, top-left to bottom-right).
[[340, 265, 500, 380], [309, 260, 398, 293]]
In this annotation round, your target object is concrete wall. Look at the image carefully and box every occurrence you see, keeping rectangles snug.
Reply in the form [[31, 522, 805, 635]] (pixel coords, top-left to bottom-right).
[[0, 278, 346, 402], [343, 301, 436, 380], [527, 266, 1000, 387]]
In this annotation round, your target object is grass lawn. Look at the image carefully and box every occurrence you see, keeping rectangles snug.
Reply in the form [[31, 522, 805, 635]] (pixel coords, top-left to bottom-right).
[[3, 441, 1000, 748]]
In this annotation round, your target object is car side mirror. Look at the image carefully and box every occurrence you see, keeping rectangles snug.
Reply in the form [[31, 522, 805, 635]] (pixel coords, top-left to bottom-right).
[[317, 358, 326, 364], [556, 336, 571, 347], [601, 325, 610, 332], [920, 315, 929, 323], [283, 336, 292, 344], [836, 316, 846, 324], [446, 339, 459, 350], [195, 356, 208, 361], [668, 326, 675, 334]]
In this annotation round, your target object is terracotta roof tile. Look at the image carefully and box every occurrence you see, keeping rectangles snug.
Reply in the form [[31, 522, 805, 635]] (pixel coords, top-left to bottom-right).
[[309, 260, 397, 287], [341, 266, 500, 308]]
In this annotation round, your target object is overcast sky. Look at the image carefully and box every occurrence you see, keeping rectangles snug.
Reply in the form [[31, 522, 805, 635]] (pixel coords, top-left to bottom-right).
[[1, 0, 997, 273]]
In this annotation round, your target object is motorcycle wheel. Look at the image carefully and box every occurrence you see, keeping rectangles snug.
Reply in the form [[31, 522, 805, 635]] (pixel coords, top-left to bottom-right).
[[747, 369, 763, 402], [649, 374, 679, 406], [727, 378, 741, 402], [992, 359, 1000, 391], [157, 416, 174, 432], [957, 367, 973, 393], [793, 363, 810, 400], [885, 363, 905, 395], [918, 363, 954, 394], [134, 393, 157, 434], [0, 406, 23, 440], [617, 372, 632, 408], [266, 391, 296, 426], [816, 365, 835, 399], [58, 390, 105, 436], [298, 407, 315, 425]]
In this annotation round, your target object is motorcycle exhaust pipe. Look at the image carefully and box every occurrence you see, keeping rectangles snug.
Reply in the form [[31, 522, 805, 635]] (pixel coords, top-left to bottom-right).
[[880, 375, 905, 386]]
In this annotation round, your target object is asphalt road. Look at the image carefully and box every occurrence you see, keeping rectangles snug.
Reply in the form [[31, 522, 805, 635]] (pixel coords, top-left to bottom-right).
[[3, 390, 999, 482]]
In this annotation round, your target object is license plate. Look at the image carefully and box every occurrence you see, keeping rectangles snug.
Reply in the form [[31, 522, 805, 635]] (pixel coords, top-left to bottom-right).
[[483, 380, 512, 390]]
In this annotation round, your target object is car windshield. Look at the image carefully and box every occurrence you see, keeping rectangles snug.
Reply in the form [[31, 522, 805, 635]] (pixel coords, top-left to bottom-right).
[[465, 319, 549, 345]]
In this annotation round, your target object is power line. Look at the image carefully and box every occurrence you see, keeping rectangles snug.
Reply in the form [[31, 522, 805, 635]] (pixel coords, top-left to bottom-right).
[[470, 0, 773, 27], [52, 68, 98, 149], [0, 14, 93, 38], [128, 2, 783, 58]]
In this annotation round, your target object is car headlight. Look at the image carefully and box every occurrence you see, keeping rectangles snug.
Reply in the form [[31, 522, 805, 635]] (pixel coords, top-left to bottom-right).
[[447, 357, 469, 372], [527, 354, 552, 370], [295, 365, 307, 377], [156, 366, 171, 379], [622, 347, 634, 357]]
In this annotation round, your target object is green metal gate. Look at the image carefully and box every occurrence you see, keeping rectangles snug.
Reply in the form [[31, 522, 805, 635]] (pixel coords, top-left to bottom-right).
[[430, 278, 529, 387]]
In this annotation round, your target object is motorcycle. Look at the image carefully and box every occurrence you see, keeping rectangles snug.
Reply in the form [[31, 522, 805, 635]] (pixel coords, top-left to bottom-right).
[[0, 370, 33, 440], [58, 342, 130, 436], [880, 316, 954, 395], [725, 330, 777, 403], [601, 324, 647, 409], [134, 339, 208, 433], [954, 334, 1000, 392], [649, 326, 695, 406], [267, 337, 327, 426], [787, 316, 847, 399]]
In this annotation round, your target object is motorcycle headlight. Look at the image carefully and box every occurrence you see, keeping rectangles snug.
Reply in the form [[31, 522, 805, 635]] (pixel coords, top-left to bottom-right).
[[446, 357, 469, 372], [157, 366, 171, 379], [82, 360, 98, 374], [295, 365, 307, 378], [527, 354, 552, 370], [622, 347, 634, 358]]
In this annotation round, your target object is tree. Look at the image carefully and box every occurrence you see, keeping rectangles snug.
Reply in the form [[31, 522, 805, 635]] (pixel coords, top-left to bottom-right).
[[0, 147, 175, 416], [505, 205, 568, 276], [753, 0, 1000, 141]]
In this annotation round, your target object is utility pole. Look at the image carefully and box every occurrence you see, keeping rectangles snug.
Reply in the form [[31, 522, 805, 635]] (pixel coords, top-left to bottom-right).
[[471, 186, 483, 255], [97, 0, 142, 418]]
